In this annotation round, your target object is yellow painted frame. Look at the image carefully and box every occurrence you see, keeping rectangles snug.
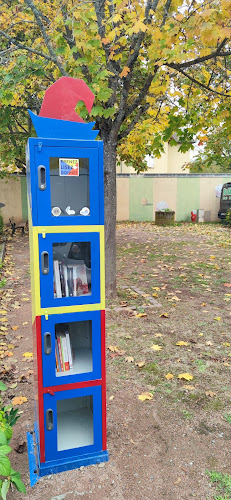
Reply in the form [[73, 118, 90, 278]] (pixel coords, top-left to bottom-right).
[[30, 224, 105, 321]]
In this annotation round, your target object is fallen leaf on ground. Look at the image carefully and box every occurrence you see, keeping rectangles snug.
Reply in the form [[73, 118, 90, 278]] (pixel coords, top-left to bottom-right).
[[0, 311, 7, 315], [107, 345, 119, 352], [0, 326, 8, 331], [23, 322, 28, 326], [138, 392, 154, 401], [135, 313, 147, 318], [109, 396, 114, 401], [23, 352, 33, 358], [165, 373, 174, 380], [224, 283, 231, 287], [174, 478, 182, 485], [223, 343, 230, 347], [12, 396, 28, 406], [183, 385, 195, 390], [151, 344, 162, 351], [214, 317, 221, 321], [154, 333, 163, 338], [136, 361, 145, 368], [11, 326, 18, 331], [205, 391, 217, 398], [125, 356, 134, 363], [178, 373, 193, 381], [176, 341, 189, 346], [159, 313, 168, 318], [15, 335, 23, 339]]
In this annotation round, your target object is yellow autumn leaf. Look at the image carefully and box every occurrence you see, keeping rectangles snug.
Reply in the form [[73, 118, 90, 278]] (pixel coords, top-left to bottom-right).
[[23, 352, 33, 358], [165, 373, 174, 380], [125, 356, 134, 363], [138, 392, 154, 401], [23, 322, 28, 326], [0, 326, 8, 332], [136, 361, 145, 368], [205, 390, 217, 398], [178, 373, 193, 381], [152, 293, 158, 297], [107, 345, 119, 352], [210, 255, 216, 259], [154, 333, 163, 338], [12, 396, 28, 406], [135, 313, 147, 318], [11, 326, 18, 331], [183, 385, 195, 390], [0, 311, 7, 315], [152, 287, 160, 291], [120, 66, 130, 78], [176, 341, 189, 346], [159, 313, 168, 318], [214, 317, 221, 321], [151, 344, 162, 351], [223, 343, 230, 347]]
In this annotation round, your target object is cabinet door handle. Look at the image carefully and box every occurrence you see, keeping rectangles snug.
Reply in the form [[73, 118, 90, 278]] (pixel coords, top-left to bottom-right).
[[38, 165, 46, 191], [44, 332, 51, 355], [41, 251, 49, 275], [46, 409, 53, 431]]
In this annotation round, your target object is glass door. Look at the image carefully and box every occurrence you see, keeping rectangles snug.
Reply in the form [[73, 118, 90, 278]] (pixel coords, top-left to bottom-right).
[[42, 311, 101, 387], [39, 232, 100, 308], [35, 145, 100, 226], [43, 386, 102, 461]]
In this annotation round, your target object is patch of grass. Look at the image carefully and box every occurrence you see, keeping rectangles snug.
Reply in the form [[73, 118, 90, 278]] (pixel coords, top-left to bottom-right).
[[0, 278, 6, 288], [195, 359, 207, 372], [204, 398, 225, 412], [224, 414, 231, 424], [182, 409, 194, 420], [144, 363, 159, 375], [206, 470, 231, 498]]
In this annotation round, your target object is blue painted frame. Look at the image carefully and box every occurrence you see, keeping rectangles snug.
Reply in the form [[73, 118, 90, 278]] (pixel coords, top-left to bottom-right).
[[27, 138, 104, 226], [43, 385, 102, 462], [39, 232, 100, 308], [41, 311, 102, 387]]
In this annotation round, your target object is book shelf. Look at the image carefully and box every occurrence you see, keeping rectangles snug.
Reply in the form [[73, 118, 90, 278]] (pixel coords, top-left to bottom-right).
[[26, 87, 108, 484]]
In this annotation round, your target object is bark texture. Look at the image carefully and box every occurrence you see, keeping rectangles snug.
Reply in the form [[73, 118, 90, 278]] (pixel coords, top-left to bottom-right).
[[103, 136, 117, 297]]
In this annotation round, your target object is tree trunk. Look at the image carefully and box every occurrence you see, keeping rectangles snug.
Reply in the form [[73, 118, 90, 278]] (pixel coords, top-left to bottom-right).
[[103, 137, 117, 297]]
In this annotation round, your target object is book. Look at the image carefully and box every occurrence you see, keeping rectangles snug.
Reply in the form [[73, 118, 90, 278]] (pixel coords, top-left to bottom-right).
[[53, 260, 62, 298], [63, 265, 69, 297], [67, 266, 73, 297], [56, 336, 64, 372], [55, 340, 60, 372], [61, 334, 70, 371], [77, 263, 89, 294], [65, 330, 73, 369], [59, 263, 65, 297], [73, 265, 77, 297]]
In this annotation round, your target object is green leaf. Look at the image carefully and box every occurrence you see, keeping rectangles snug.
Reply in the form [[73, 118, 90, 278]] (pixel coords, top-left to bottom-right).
[[0, 455, 11, 476], [0, 382, 7, 392], [11, 476, 26, 493], [1, 479, 10, 500], [0, 445, 12, 455], [0, 433, 7, 446]]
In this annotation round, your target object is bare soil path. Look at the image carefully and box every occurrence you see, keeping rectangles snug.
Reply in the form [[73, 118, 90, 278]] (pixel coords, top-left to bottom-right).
[[0, 223, 230, 499]]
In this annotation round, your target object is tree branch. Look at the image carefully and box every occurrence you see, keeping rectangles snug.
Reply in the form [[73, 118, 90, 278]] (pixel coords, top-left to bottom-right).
[[23, 0, 68, 75], [0, 30, 59, 65], [167, 39, 229, 70], [168, 65, 231, 97], [118, 103, 150, 141]]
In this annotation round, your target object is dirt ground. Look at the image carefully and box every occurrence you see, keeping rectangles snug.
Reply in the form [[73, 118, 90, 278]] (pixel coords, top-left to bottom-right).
[[0, 222, 230, 500]]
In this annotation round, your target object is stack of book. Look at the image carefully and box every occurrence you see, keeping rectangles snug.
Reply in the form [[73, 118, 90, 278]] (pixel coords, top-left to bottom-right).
[[53, 260, 89, 298], [55, 326, 74, 373]]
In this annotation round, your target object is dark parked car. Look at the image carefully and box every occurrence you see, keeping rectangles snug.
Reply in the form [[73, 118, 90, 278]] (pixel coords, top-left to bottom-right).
[[218, 182, 231, 219]]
